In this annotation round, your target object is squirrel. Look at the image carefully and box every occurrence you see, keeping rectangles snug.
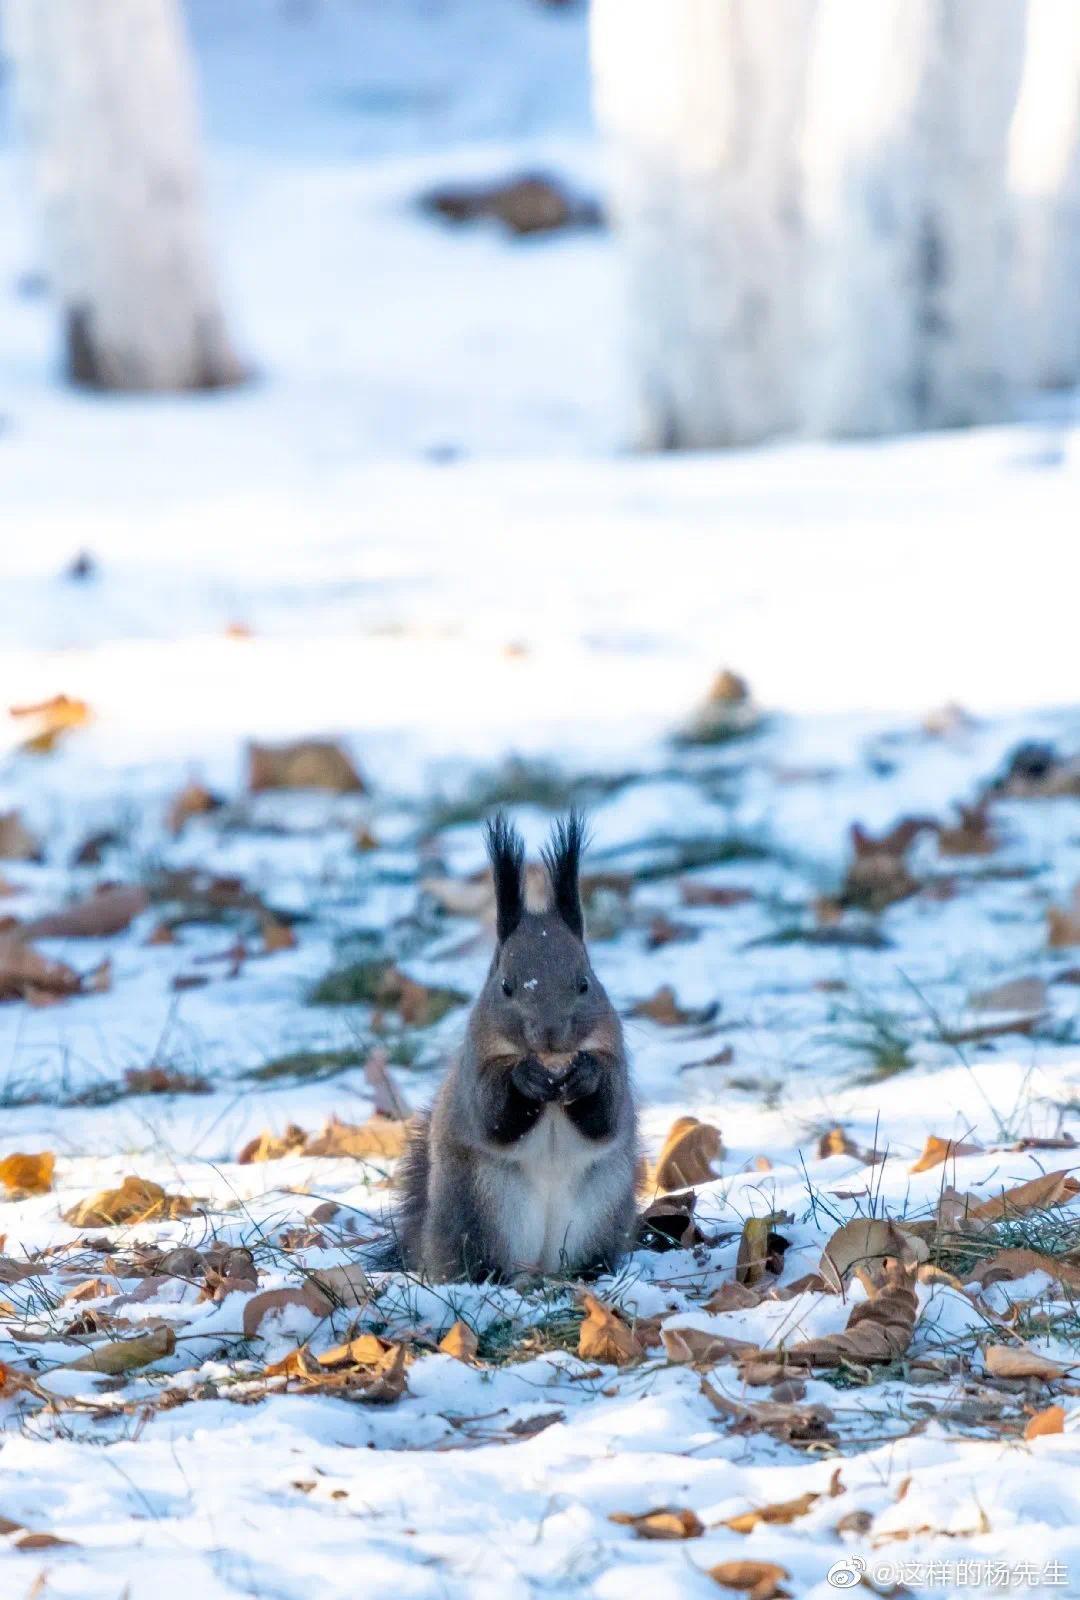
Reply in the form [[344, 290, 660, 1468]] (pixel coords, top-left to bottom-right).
[[388, 812, 638, 1283]]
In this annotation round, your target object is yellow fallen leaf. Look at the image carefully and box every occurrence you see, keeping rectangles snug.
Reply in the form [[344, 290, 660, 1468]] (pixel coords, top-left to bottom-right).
[[0, 1151, 55, 1196], [67, 1324, 175, 1374], [439, 1320, 479, 1362], [1025, 1404, 1065, 1439], [303, 1115, 408, 1160], [11, 693, 92, 754], [910, 1134, 983, 1173]]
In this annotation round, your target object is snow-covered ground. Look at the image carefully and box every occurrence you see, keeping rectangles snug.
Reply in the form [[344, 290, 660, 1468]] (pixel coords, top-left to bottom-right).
[[1, 3, 1079, 1597]]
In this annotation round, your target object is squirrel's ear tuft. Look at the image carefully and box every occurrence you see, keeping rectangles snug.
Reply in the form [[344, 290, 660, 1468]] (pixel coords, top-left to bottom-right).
[[485, 812, 525, 945], [542, 811, 586, 941]]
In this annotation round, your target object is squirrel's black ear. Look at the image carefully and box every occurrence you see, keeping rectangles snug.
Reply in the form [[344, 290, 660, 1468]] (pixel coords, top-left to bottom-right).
[[485, 812, 525, 945], [542, 811, 586, 941]]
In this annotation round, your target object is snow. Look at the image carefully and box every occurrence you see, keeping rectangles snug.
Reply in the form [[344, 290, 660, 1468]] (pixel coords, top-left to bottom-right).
[[1, 2, 1080, 1597]]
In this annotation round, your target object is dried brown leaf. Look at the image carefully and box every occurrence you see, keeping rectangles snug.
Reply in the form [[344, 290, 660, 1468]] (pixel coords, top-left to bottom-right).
[[654, 1116, 723, 1191], [304, 1114, 408, 1160], [247, 739, 364, 794], [609, 1507, 703, 1540], [781, 1258, 919, 1368], [661, 1326, 760, 1366], [970, 1169, 1080, 1221], [984, 1344, 1072, 1380], [27, 884, 149, 939], [1024, 1404, 1065, 1439], [578, 1293, 641, 1366], [723, 1492, 819, 1534], [63, 1175, 199, 1229], [708, 1559, 790, 1598], [0, 934, 81, 1002], [309, 1263, 370, 1308], [0, 810, 41, 861], [438, 1320, 479, 1362], [242, 1283, 332, 1339], [166, 781, 222, 835], [970, 1247, 1080, 1292], [67, 1324, 175, 1374], [819, 1218, 927, 1293], [735, 1214, 789, 1286]]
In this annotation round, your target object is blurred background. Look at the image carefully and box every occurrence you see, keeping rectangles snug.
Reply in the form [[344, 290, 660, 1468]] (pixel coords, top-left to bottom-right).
[[0, 0, 1077, 788]]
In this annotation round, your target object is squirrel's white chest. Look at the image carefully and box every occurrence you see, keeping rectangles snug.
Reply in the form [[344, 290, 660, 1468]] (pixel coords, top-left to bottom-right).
[[483, 1108, 602, 1275]]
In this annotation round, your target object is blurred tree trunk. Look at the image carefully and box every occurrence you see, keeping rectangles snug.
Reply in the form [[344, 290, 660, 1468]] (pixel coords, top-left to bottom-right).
[[800, 0, 1030, 437], [1008, 0, 1080, 390], [593, 0, 1032, 446], [591, 0, 818, 448], [4, 0, 242, 392]]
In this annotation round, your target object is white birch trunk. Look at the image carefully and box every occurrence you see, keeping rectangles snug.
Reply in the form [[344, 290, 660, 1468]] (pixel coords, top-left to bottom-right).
[[798, 0, 1030, 436], [591, 0, 818, 448], [1008, 0, 1080, 390], [4, 0, 242, 391]]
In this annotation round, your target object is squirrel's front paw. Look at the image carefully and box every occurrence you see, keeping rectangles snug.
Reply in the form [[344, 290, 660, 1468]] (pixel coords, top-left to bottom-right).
[[511, 1055, 560, 1102], [556, 1050, 602, 1103]]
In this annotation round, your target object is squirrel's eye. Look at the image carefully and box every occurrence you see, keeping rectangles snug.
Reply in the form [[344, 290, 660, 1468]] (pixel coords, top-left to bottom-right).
[[578, 976, 589, 995], [501, 977, 513, 997]]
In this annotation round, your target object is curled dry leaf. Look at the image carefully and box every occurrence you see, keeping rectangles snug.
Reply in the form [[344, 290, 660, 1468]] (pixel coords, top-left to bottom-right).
[[735, 1214, 790, 1287], [0, 934, 81, 1003], [910, 1134, 983, 1173], [242, 1283, 332, 1339], [819, 1217, 928, 1294], [704, 1281, 762, 1315], [609, 1507, 703, 1540], [984, 1344, 1072, 1381], [27, 884, 149, 939], [938, 801, 998, 857], [723, 1492, 819, 1534], [63, 1175, 199, 1229], [0, 809, 41, 861], [708, 1559, 790, 1599], [654, 1116, 724, 1192], [0, 1151, 54, 1196], [67, 1324, 175, 1374], [577, 1293, 642, 1367], [439, 1321, 479, 1362], [780, 1258, 919, 1368], [637, 1189, 702, 1252], [970, 1168, 1080, 1222], [247, 739, 364, 794]]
